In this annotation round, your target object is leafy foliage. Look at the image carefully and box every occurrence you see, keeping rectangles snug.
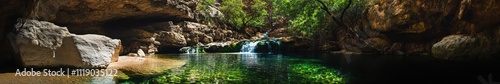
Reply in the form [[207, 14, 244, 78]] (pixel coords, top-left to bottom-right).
[[272, 0, 367, 36], [198, 0, 368, 37], [197, 0, 217, 23], [218, 0, 268, 29], [271, 0, 314, 36]]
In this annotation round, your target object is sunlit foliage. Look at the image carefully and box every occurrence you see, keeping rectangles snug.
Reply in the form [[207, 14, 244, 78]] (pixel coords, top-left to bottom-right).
[[218, 0, 268, 29], [272, 0, 367, 36]]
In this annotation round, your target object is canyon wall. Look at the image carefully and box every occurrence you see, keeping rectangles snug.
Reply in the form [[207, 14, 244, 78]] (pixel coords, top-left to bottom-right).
[[0, 0, 245, 65], [339, 0, 499, 60]]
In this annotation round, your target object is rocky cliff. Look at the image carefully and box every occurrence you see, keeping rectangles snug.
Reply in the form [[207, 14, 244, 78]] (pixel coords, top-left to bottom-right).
[[338, 0, 499, 61], [0, 0, 246, 65]]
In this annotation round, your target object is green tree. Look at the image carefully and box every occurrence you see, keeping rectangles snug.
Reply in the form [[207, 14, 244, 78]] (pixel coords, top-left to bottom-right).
[[219, 0, 268, 30], [272, 0, 366, 36], [197, 0, 217, 23], [272, 0, 333, 36]]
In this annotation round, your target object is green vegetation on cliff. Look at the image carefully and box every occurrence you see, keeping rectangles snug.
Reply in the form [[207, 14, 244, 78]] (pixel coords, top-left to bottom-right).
[[199, 0, 268, 30], [199, 0, 368, 37], [273, 0, 368, 36]]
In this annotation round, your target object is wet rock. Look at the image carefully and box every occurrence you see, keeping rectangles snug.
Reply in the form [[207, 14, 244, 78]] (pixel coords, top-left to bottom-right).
[[10, 19, 120, 68], [204, 41, 241, 52]]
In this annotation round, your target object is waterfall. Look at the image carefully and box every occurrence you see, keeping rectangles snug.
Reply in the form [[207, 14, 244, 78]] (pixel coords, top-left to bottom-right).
[[240, 41, 260, 53], [186, 46, 204, 54], [240, 29, 282, 53], [261, 30, 272, 40], [240, 39, 282, 53]]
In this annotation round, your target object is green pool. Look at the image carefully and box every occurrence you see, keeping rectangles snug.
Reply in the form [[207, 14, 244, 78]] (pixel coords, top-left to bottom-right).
[[120, 53, 348, 84]]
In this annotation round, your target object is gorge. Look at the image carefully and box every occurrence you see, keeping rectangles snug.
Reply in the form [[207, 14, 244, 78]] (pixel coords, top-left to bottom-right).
[[0, 0, 499, 83]]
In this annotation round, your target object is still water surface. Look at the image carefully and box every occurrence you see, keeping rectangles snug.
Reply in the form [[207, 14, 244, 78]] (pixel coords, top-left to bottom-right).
[[120, 53, 499, 84]]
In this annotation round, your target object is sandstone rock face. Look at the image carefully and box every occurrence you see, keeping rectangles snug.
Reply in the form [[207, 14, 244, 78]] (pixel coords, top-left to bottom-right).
[[11, 19, 71, 67], [116, 20, 244, 54], [72, 34, 121, 67], [432, 28, 500, 61], [157, 31, 187, 47], [112, 42, 122, 62], [432, 34, 499, 61], [1, 0, 249, 55], [51, 0, 198, 24], [432, 35, 478, 61], [338, 0, 500, 54], [10, 19, 120, 68]]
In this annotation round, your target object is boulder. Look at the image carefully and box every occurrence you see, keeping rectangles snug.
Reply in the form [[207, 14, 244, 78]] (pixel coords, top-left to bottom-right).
[[201, 35, 213, 43], [432, 35, 499, 61], [156, 31, 187, 47], [10, 19, 120, 68], [137, 49, 145, 57], [72, 34, 121, 68]]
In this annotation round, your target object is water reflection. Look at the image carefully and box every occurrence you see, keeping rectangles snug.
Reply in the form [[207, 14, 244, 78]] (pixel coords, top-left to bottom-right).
[[90, 76, 115, 84], [122, 53, 347, 83], [241, 53, 259, 67]]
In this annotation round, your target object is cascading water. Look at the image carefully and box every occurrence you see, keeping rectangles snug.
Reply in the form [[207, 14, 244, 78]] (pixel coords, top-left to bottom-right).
[[186, 48, 197, 54], [240, 30, 282, 53], [240, 41, 261, 53], [185, 46, 205, 54]]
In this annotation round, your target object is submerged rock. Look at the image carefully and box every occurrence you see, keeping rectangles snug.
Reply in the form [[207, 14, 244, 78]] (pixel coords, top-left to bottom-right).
[[10, 19, 121, 68], [107, 56, 186, 77]]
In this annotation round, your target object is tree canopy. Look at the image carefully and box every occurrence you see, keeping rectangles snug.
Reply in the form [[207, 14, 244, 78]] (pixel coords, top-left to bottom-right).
[[199, 0, 367, 37]]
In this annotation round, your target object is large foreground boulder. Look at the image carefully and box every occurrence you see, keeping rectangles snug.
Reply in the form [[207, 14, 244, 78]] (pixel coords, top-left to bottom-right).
[[10, 19, 121, 68]]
